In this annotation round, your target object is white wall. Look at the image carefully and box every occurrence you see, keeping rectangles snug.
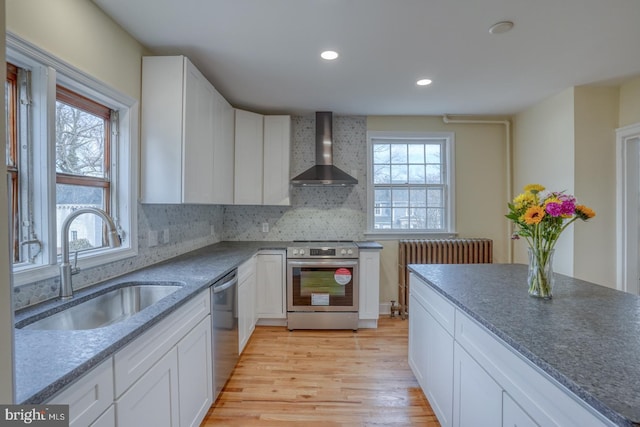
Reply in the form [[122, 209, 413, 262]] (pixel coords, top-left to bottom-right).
[[573, 86, 618, 287], [513, 89, 576, 275], [0, 0, 15, 404]]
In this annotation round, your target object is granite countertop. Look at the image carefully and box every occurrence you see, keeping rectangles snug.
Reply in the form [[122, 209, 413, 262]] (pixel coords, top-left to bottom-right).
[[14, 241, 292, 404], [409, 263, 640, 427]]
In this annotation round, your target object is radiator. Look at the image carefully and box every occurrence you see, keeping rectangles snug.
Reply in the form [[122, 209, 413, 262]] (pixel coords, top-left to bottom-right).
[[398, 238, 493, 318]]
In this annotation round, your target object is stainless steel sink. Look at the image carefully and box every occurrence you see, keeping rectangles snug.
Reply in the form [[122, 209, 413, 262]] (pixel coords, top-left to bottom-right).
[[20, 283, 183, 331]]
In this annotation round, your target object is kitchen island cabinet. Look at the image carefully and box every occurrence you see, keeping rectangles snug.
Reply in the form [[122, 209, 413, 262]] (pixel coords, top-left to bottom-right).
[[409, 264, 640, 427]]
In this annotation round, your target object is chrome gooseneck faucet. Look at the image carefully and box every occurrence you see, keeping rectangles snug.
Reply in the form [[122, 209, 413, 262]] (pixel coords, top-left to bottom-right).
[[60, 207, 121, 299]]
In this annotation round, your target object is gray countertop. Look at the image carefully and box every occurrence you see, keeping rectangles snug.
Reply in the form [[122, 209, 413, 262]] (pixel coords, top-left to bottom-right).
[[13, 241, 290, 404], [409, 263, 640, 427]]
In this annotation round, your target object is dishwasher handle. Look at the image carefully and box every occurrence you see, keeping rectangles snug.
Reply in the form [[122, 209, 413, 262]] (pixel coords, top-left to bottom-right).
[[213, 275, 238, 294]]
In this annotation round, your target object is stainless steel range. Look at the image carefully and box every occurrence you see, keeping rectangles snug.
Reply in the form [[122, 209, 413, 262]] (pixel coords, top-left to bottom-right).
[[287, 241, 359, 331]]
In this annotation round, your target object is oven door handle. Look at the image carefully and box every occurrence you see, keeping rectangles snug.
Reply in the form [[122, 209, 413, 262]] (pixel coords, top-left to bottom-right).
[[287, 260, 358, 267]]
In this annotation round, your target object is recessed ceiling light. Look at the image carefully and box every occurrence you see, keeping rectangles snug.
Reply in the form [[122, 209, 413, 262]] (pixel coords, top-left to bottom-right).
[[321, 50, 339, 60], [488, 21, 514, 34], [416, 79, 432, 86]]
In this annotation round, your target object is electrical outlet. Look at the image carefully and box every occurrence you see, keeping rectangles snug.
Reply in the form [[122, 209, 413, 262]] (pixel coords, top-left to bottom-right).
[[148, 230, 158, 247], [163, 229, 170, 244], [262, 222, 269, 233]]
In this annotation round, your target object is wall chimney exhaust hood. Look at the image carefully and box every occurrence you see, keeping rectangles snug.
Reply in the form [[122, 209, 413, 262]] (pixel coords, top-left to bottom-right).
[[291, 112, 358, 186]]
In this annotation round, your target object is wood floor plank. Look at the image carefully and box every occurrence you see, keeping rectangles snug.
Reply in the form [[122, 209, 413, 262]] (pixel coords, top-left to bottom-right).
[[201, 316, 440, 426]]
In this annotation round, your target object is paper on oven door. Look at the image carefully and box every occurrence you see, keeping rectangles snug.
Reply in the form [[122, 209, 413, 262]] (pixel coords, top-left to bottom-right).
[[311, 293, 330, 306], [334, 267, 352, 285]]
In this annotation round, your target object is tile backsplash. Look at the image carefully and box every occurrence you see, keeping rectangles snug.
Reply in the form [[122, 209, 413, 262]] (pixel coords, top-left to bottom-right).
[[13, 204, 224, 309], [13, 115, 366, 309]]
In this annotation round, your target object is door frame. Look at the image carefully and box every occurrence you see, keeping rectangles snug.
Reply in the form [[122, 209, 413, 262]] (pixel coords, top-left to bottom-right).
[[616, 122, 640, 294]]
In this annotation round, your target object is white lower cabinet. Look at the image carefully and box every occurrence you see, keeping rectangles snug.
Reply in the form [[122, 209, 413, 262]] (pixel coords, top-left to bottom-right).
[[409, 274, 454, 427], [238, 256, 257, 353], [177, 317, 213, 427], [49, 289, 212, 427], [256, 250, 286, 323], [409, 274, 614, 427], [358, 249, 380, 328], [453, 342, 502, 427], [116, 347, 180, 427]]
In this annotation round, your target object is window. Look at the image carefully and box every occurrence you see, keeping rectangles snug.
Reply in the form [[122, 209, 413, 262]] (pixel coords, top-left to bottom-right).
[[5, 64, 19, 262], [56, 86, 113, 254], [6, 34, 138, 286], [366, 132, 455, 237]]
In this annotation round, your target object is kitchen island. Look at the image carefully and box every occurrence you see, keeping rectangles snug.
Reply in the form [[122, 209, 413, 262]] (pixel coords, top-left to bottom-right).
[[409, 263, 640, 427]]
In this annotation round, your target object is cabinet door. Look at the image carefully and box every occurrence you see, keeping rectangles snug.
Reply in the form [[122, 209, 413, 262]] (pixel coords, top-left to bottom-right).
[[263, 116, 291, 205], [234, 109, 264, 204], [358, 250, 380, 322], [178, 317, 213, 427], [256, 251, 286, 319], [89, 405, 114, 427], [425, 309, 454, 427], [116, 348, 179, 427], [211, 90, 235, 204], [409, 291, 454, 427], [238, 257, 257, 353], [141, 56, 185, 203], [183, 59, 216, 203], [453, 342, 502, 427]]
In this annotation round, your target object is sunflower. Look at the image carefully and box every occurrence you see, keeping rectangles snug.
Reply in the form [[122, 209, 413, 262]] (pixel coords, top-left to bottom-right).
[[513, 192, 536, 210], [523, 184, 545, 194], [575, 204, 596, 220], [522, 206, 545, 225]]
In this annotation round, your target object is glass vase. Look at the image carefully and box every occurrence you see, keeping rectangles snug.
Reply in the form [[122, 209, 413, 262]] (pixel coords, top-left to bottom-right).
[[527, 247, 554, 298]]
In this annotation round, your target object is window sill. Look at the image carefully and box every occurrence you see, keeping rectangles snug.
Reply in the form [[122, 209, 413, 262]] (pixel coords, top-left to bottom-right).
[[363, 231, 458, 241], [12, 246, 138, 287]]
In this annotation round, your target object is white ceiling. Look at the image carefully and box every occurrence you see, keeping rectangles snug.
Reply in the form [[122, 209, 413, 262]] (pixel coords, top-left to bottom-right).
[[93, 0, 640, 116]]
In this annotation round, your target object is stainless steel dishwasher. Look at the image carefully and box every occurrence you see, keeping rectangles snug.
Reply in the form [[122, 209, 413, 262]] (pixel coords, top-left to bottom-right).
[[210, 269, 239, 401]]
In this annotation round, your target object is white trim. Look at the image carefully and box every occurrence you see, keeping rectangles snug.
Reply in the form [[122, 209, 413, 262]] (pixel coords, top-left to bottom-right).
[[616, 122, 640, 293], [366, 131, 456, 234], [7, 32, 139, 286]]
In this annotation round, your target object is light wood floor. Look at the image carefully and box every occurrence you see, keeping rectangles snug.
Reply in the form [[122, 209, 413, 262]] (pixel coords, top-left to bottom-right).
[[202, 316, 440, 426]]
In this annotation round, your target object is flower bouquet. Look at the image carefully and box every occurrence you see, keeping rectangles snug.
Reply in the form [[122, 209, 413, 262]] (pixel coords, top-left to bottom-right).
[[506, 184, 595, 298]]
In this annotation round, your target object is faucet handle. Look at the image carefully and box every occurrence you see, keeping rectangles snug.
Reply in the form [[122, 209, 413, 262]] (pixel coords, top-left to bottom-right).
[[71, 251, 80, 275]]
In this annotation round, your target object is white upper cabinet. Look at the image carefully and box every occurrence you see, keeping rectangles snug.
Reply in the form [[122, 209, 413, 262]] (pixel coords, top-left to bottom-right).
[[234, 109, 264, 204], [141, 55, 234, 204], [263, 116, 291, 205], [234, 110, 291, 205]]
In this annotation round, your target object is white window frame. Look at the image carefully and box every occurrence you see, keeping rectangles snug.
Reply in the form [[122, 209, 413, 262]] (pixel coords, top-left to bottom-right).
[[7, 33, 138, 286], [365, 131, 456, 240]]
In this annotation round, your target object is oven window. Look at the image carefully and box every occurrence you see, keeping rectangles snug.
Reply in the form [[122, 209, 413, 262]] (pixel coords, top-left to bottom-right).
[[291, 266, 354, 307]]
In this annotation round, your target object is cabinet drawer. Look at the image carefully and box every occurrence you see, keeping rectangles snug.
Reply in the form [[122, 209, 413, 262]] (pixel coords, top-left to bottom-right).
[[48, 358, 113, 427], [114, 290, 210, 397], [410, 273, 455, 335]]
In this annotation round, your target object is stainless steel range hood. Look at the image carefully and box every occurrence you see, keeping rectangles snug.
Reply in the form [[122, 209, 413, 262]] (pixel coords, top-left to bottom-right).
[[291, 112, 358, 186]]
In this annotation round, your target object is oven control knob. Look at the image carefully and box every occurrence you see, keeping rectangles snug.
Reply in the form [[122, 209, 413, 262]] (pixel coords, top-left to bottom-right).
[[292, 249, 299, 256], [300, 249, 305, 255], [340, 249, 347, 255], [347, 249, 353, 255]]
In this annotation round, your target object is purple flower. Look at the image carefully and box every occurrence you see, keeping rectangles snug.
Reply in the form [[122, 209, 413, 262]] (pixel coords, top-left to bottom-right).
[[560, 200, 576, 215], [545, 202, 562, 217]]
